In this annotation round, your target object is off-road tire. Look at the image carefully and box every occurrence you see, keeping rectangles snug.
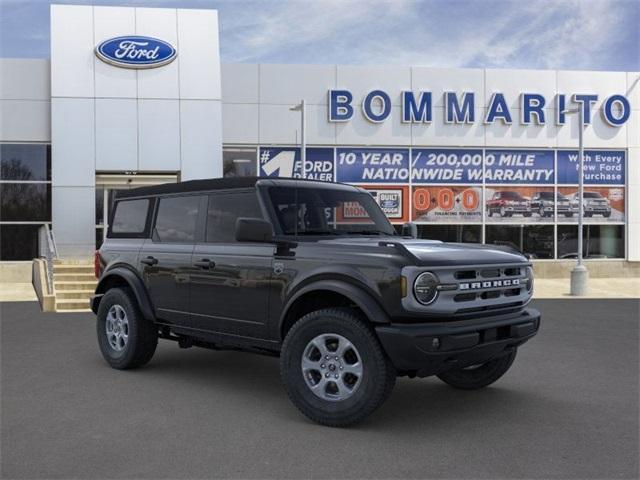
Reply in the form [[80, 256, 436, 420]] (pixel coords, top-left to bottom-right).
[[96, 287, 158, 370], [436, 349, 517, 390], [280, 308, 396, 427]]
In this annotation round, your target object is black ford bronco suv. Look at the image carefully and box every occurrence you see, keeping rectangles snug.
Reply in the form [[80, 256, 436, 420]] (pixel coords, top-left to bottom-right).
[[92, 177, 540, 427]]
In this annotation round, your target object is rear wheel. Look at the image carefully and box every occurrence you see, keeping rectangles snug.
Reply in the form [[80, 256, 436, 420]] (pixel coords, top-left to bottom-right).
[[96, 287, 158, 370], [436, 350, 517, 390], [280, 308, 396, 427]]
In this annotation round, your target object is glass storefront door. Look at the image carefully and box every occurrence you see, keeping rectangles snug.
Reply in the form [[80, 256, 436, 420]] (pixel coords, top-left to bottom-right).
[[95, 174, 177, 249]]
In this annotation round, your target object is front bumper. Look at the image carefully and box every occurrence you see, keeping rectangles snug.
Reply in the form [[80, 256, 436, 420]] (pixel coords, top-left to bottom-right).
[[504, 206, 530, 213], [375, 308, 540, 377], [585, 206, 611, 214]]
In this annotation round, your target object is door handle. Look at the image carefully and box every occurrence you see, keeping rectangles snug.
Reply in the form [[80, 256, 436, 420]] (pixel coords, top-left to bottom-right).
[[141, 256, 158, 266], [193, 259, 215, 269]]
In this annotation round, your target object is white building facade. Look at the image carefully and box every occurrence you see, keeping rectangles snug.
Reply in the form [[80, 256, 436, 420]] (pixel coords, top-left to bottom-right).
[[0, 4, 638, 274]]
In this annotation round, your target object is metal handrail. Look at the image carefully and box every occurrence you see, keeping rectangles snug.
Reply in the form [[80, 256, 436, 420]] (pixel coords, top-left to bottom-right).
[[38, 224, 58, 294]]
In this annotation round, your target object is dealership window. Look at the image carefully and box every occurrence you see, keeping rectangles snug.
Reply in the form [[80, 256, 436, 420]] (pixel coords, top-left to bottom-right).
[[485, 225, 554, 259], [0, 144, 51, 260], [418, 224, 482, 243], [223, 148, 257, 177], [557, 225, 624, 259]]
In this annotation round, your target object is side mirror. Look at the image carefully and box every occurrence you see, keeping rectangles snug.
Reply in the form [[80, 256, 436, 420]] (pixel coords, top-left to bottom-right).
[[402, 222, 418, 239], [235, 217, 274, 243]]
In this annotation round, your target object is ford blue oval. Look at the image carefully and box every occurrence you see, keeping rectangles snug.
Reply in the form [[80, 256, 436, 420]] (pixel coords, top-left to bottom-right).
[[95, 35, 177, 69]]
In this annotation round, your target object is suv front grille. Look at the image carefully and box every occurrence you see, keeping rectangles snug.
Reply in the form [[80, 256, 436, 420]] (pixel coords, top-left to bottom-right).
[[402, 262, 532, 317], [452, 266, 526, 304]]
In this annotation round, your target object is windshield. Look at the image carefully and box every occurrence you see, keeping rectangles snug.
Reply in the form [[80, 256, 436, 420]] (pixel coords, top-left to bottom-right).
[[537, 192, 554, 200], [500, 191, 525, 200], [583, 192, 603, 198], [268, 186, 396, 237]]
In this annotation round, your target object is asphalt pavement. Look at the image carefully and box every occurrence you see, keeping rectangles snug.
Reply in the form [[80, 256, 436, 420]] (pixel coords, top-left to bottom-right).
[[1, 299, 638, 479]]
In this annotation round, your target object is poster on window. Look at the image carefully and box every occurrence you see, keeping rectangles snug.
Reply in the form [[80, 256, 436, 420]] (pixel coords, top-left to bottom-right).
[[259, 147, 334, 181], [411, 149, 483, 184], [336, 148, 410, 183], [484, 150, 554, 184], [557, 150, 625, 185], [557, 187, 625, 223], [485, 187, 557, 223], [412, 186, 482, 223], [362, 186, 409, 223]]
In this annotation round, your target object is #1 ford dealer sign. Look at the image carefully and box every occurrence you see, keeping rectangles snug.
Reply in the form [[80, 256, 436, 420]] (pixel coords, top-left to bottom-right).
[[95, 35, 177, 69]]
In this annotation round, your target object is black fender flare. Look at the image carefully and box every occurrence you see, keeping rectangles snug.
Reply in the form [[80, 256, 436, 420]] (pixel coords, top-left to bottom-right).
[[93, 267, 155, 321], [279, 279, 391, 334]]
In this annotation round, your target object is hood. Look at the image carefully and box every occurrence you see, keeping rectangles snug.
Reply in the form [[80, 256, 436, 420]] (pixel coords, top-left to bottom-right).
[[316, 236, 528, 266]]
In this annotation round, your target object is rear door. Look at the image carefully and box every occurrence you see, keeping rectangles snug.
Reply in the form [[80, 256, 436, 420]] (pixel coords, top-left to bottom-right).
[[139, 194, 205, 326], [189, 189, 274, 341]]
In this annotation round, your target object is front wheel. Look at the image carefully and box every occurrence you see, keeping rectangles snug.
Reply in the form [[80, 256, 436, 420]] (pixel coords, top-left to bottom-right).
[[280, 308, 396, 427], [436, 349, 517, 390], [96, 287, 158, 370]]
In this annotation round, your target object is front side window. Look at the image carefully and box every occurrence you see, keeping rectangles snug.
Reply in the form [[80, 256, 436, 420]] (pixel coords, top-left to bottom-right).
[[268, 186, 395, 237], [154, 196, 200, 243], [206, 191, 263, 243], [111, 199, 149, 234]]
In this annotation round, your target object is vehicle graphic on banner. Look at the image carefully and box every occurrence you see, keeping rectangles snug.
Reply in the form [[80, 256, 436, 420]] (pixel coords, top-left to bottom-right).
[[557, 187, 624, 223]]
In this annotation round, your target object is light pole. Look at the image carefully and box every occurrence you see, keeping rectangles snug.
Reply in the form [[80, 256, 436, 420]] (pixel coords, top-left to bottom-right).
[[564, 104, 588, 295], [289, 100, 306, 179]]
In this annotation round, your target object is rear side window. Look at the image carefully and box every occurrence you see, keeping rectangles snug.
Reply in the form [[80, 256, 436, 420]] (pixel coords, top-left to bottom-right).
[[153, 195, 200, 243], [110, 199, 149, 235], [206, 191, 263, 243]]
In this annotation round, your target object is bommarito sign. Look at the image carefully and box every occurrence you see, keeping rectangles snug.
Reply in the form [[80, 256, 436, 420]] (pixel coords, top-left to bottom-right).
[[328, 90, 631, 127]]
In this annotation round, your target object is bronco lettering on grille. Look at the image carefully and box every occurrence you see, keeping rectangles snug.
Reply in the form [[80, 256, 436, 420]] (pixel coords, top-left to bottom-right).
[[459, 279, 521, 290]]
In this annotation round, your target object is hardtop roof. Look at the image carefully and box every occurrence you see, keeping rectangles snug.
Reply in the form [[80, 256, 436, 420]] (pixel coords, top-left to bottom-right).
[[115, 177, 358, 199]]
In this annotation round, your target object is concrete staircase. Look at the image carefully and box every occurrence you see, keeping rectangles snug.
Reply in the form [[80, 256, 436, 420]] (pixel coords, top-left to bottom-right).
[[53, 260, 96, 312]]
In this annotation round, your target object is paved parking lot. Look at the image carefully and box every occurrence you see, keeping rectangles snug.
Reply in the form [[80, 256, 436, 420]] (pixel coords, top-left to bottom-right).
[[1, 299, 638, 479]]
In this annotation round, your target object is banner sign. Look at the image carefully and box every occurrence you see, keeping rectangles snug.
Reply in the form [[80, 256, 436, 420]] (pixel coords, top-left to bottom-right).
[[484, 150, 554, 184], [412, 186, 482, 223], [411, 149, 483, 184], [557, 150, 625, 185], [259, 147, 334, 181], [557, 187, 625, 223], [336, 148, 410, 183]]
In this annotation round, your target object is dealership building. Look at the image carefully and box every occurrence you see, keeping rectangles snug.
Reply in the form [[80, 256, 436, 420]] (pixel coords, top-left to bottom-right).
[[1, 4, 639, 283]]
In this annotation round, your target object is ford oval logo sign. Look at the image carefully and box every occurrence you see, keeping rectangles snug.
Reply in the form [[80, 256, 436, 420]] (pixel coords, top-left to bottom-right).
[[95, 36, 177, 69]]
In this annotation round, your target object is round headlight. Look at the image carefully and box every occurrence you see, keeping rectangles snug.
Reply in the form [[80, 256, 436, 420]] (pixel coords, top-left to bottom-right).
[[525, 266, 534, 294], [414, 272, 439, 305]]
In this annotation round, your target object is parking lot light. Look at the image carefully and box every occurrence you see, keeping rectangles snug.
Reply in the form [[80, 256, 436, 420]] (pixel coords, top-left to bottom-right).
[[290, 100, 306, 178], [563, 104, 589, 295]]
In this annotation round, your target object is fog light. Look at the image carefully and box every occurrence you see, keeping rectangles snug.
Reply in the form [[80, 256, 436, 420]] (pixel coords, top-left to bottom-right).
[[431, 338, 440, 349]]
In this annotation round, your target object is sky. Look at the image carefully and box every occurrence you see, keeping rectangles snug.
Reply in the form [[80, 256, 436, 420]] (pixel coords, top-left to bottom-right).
[[0, 0, 638, 71]]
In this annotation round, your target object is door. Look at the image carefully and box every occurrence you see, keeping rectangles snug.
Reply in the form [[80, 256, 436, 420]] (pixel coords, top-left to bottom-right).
[[189, 190, 274, 340], [139, 194, 205, 326]]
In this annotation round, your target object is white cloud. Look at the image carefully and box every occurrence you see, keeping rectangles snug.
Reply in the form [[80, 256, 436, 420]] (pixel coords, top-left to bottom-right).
[[218, 0, 637, 71]]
